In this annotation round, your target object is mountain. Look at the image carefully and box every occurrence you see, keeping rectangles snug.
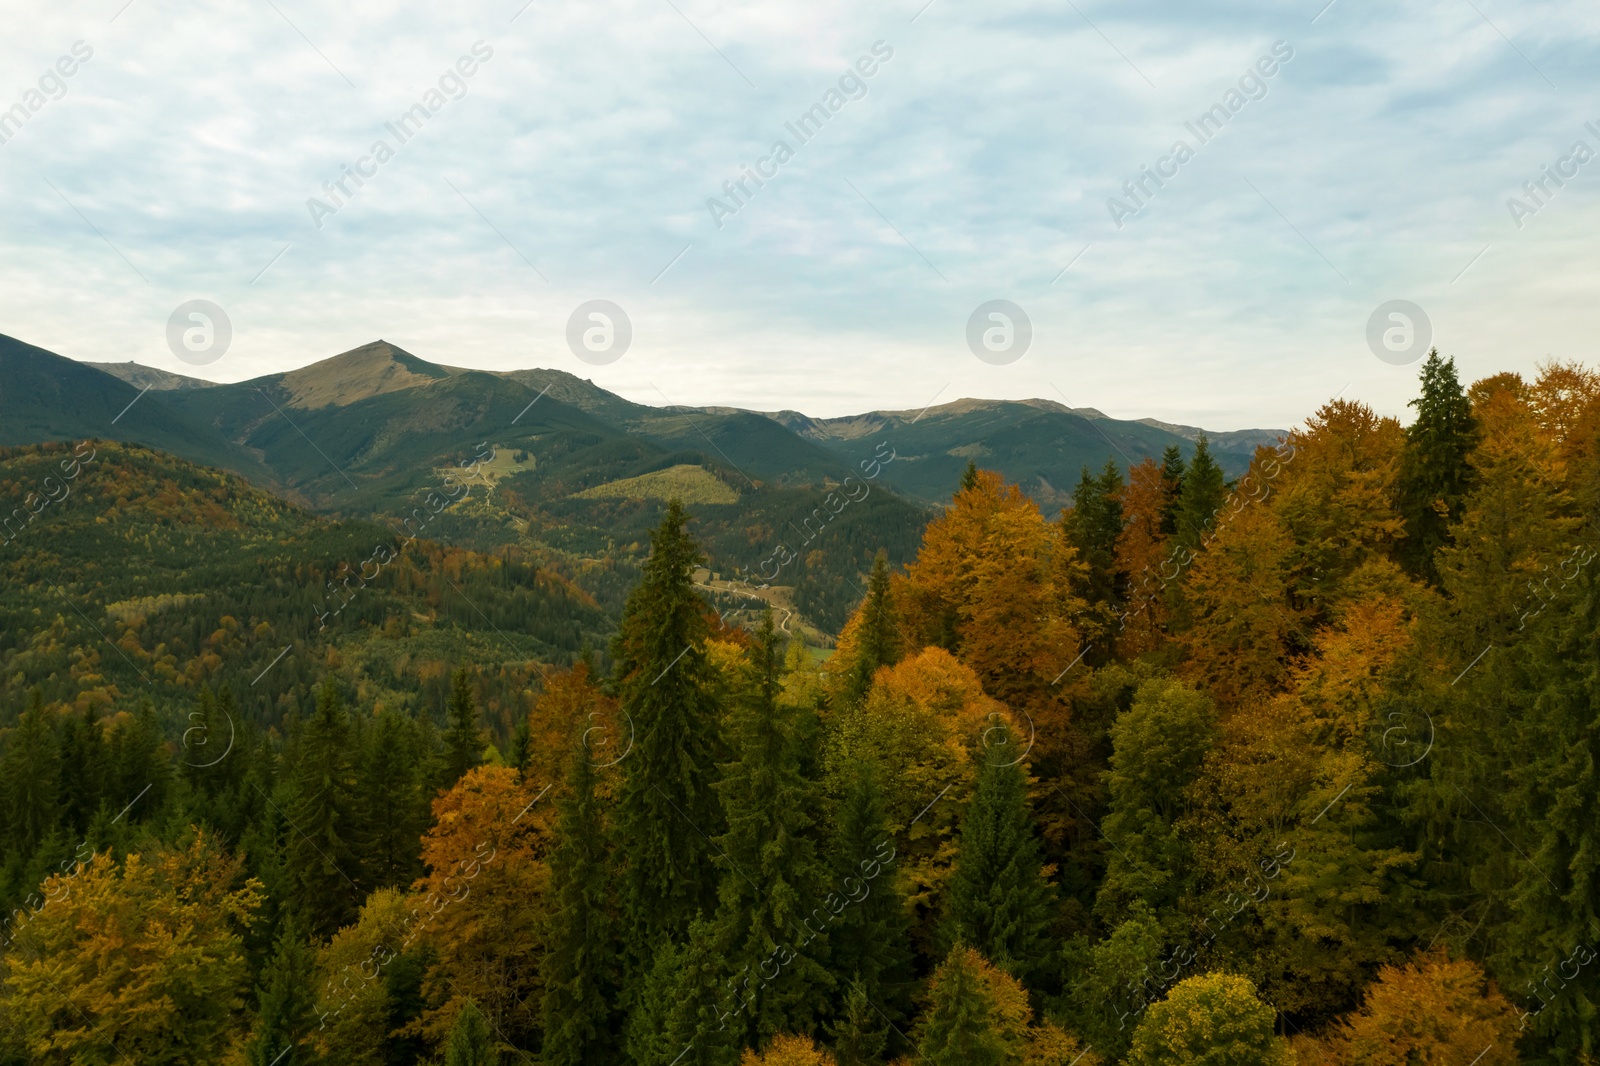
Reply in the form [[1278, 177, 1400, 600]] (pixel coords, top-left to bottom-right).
[[4, 332, 1287, 633], [85, 361, 217, 390]]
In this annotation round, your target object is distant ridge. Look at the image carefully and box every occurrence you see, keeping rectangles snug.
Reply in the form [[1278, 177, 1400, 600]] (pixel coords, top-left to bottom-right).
[[86, 361, 217, 390]]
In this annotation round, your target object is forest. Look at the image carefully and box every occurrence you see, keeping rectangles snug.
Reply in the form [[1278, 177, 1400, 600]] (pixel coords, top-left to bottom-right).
[[2, 349, 1599, 1066]]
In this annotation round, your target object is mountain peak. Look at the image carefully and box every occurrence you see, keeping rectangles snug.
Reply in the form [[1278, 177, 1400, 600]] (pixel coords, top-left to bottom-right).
[[278, 340, 452, 409]]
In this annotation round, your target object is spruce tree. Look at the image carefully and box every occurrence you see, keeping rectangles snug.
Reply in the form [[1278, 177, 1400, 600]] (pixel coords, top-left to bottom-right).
[[625, 920, 739, 1066], [845, 550, 902, 707], [829, 978, 889, 1066], [445, 998, 500, 1066], [943, 724, 1055, 983], [2, 689, 59, 855], [828, 762, 911, 1028], [247, 913, 318, 1066], [713, 613, 833, 1045], [614, 501, 726, 961], [541, 730, 619, 1066], [1064, 460, 1126, 621], [443, 668, 484, 786], [283, 678, 362, 938], [1397, 349, 1479, 584], [1174, 436, 1227, 552], [960, 460, 980, 493], [358, 710, 426, 890], [1159, 445, 1186, 536], [916, 947, 1009, 1066]]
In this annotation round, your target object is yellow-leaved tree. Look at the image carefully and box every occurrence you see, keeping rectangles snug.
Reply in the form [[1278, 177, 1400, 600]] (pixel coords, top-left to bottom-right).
[[0, 830, 261, 1066]]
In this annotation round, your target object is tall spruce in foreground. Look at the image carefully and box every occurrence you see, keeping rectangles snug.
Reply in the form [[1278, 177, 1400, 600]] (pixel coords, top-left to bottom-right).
[[246, 913, 317, 1066], [614, 501, 726, 960], [943, 723, 1055, 982], [442, 668, 484, 786], [1397, 348, 1478, 584], [541, 732, 619, 1066], [828, 761, 912, 1029], [845, 550, 902, 707], [359, 709, 427, 890], [713, 612, 833, 1046], [283, 678, 361, 938], [916, 947, 1010, 1066], [1174, 436, 1227, 552]]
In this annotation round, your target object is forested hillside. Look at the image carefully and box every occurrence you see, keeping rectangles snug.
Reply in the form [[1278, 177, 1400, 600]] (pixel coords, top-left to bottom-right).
[[3, 352, 1599, 1065]]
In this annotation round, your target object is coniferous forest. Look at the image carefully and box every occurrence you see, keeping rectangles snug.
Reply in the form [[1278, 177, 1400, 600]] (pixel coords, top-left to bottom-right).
[[5, 351, 1600, 1066]]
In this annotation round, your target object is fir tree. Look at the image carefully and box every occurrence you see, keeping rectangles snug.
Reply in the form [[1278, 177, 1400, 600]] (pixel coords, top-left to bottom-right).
[[1064, 460, 1126, 625], [247, 913, 318, 1066], [713, 613, 833, 1045], [625, 920, 739, 1066], [829, 977, 889, 1066], [283, 678, 362, 938], [1174, 436, 1227, 552], [960, 460, 980, 493], [541, 729, 619, 1066], [358, 710, 426, 890], [1397, 349, 1478, 584], [443, 668, 484, 786], [845, 550, 902, 707], [445, 998, 500, 1066], [828, 762, 911, 1029], [916, 947, 1010, 1066], [2, 689, 59, 855], [614, 501, 727, 962], [943, 723, 1055, 983], [1159, 445, 1186, 536]]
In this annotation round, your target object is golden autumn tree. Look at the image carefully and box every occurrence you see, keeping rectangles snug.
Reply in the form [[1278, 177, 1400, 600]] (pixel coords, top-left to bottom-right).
[[410, 765, 555, 1051], [1182, 587, 1419, 1019], [1270, 400, 1406, 618], [823, 646, 1014, 943], [740, 1033, 839, 1066], [1306, 950, 1520, 1066], [0, 831, 261, 1066], [1178, 495, 1304, 709], [1114, 457, 1175, 658]]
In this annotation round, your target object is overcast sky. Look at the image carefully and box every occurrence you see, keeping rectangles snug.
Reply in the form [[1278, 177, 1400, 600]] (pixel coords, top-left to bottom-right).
[[2, 0, 1597, 429]]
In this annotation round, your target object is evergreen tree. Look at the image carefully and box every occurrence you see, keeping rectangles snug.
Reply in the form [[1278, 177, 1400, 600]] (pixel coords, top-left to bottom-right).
[[2, 689, 59, 855], [283, 678, 362, 938], [613, 501, 727, 961], [56, 705, 105, 839], [445, 998, 500, 1066], [829, 978, 889, 1066], [713, 613, 833, 1045], [1397, 349, 1478, 583], [1174, 436, 1227, 552], [960, 460, 980, 493], [828, 763, 911, 1028], [358, 710, 426, 890], [625, 920, 739, 1066], [1063, 460, 1126, 625], [541, 729, 619, 1066], [943, 723, 1055, 983], [1095, 677, 1217, 928], [1159, 445, 1186, 536], [916, 947, 1010, 1066], [247, 913, 318, 1066], [443, 668, 484, 786], [845, 550, 902, 708]]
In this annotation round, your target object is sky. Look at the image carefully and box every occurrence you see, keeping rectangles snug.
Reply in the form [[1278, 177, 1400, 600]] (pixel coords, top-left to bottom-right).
[[1, 0, 1597, 431]]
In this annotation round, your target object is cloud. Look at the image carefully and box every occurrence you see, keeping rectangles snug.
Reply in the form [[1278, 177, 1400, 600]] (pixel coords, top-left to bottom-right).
[[0, 0, 1596, 429]]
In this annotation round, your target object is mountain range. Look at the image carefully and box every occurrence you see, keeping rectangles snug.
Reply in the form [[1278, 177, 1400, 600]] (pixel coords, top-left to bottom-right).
[[2, 331, 1286, 635]]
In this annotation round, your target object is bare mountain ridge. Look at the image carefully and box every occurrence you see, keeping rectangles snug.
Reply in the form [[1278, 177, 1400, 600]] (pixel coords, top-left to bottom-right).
[[85, 342, 1288, 451]]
